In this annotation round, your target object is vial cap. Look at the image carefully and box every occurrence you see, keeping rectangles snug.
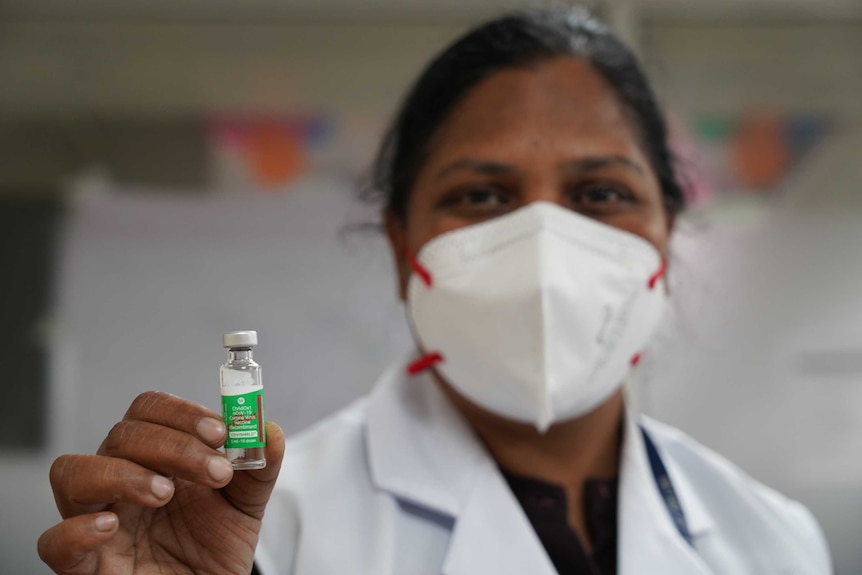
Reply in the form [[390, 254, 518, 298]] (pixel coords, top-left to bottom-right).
[[223, 330, 258, 348]]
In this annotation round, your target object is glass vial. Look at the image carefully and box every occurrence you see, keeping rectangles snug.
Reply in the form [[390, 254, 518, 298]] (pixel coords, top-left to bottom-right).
[[220, 330, 266, 470]]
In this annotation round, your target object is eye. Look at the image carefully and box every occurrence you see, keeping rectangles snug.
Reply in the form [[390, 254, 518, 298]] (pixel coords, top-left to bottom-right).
[[456, 187, 509, 206], [439, 185, 514, 215], [568, 182, 635, 212]]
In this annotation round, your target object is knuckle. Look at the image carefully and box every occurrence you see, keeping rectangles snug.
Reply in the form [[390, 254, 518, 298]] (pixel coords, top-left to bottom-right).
[[174, 432, 203, 462], [38, 521, 94, 573], [49, 455, 74, 491], [36, 525, 63, 567], [127, 390, 164, 418], [100, 421, 134, 454], [36, 529, 52, 562], [101, 459, 130, 502]]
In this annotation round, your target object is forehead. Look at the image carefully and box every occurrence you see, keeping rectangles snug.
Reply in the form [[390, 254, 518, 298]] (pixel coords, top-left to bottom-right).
[[424, 57, 647, 167]]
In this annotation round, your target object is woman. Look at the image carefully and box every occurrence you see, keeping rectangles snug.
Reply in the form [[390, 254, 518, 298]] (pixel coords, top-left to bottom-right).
[[38, 9, 831, 575]]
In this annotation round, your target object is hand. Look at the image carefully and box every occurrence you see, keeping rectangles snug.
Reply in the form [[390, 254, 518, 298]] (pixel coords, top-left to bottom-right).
[[38, 391, 285, 574]]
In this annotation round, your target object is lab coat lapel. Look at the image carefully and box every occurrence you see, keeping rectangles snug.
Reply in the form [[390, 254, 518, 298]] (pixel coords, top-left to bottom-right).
[[618, 413, 715, 575], [365, 357, 556, 575], [365, 358, 482, 518], [441, 456, 557, 575]]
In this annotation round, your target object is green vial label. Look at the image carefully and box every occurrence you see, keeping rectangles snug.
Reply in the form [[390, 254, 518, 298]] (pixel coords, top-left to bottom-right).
[[222, 389, 266, 449]]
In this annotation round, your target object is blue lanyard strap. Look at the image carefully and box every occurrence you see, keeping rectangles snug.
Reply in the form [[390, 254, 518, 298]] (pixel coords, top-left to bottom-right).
[[640, 426, 694, 546]]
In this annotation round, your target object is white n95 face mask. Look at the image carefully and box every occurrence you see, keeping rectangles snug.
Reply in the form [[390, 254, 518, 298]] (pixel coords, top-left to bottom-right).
[[406, 201, 667, 432]]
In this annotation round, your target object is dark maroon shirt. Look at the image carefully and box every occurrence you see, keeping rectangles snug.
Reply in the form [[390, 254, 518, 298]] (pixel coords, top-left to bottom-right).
[[501, 470, 619, 575]]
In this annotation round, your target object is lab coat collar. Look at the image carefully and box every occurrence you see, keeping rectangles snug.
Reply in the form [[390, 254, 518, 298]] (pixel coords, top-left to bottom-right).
[[365, 355, 485, 518], [366, 355, 717, 575], [366, 355, 558, 574]]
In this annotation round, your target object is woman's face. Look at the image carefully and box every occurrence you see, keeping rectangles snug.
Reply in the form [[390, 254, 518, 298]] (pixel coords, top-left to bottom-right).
[[387, 56, 672, 297]]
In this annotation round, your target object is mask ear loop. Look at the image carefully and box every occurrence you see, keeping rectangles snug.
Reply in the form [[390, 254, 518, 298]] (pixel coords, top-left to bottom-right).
[[405, 239, 433, 288], [630, 258, 668, 366], [648, 258, 667, 290], [407, 351, 444, 375], [404, 240, 445, 376]]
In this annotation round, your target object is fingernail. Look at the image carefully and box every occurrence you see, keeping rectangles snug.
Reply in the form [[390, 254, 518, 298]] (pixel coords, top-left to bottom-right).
[[94, 513, 117, 532], [208, 456, 233, 483], [151, 475, 174, 499], [196, 417, 226, 443]]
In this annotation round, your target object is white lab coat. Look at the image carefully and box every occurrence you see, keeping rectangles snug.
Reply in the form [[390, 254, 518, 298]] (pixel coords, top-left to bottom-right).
[[255, 356, 832, 574]]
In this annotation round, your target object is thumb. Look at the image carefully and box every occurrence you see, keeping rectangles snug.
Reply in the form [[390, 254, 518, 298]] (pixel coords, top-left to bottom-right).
[[221, 421, 285, 520]]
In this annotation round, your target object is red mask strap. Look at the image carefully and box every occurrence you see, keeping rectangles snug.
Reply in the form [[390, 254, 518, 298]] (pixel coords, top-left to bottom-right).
[[406, 241, 433, 288], [406, 352, 444, 376], [648, 259, 667, 290]]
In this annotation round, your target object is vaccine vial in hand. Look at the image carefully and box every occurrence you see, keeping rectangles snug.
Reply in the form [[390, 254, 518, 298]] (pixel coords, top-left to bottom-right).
[[220, 331, 266, 470]]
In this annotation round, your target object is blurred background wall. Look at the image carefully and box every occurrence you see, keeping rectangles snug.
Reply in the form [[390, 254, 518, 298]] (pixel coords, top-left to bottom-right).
[[1, 1, 860, 573]]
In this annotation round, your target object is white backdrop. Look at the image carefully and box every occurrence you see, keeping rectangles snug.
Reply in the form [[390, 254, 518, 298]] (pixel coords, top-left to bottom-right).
[[50, 176, 413, 453]]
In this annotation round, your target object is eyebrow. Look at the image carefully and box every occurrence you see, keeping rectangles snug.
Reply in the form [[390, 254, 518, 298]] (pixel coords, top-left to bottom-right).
[[561, 155, 646, 175], [435, 154, 645, 180], [435, 159, 517, 180]]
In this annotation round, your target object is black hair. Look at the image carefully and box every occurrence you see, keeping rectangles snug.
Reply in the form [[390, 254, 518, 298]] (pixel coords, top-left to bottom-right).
[[369, 7, 686, 221]]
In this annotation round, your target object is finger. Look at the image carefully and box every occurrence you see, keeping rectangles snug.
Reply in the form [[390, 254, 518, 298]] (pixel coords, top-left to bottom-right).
[[122, 391, 227, 448], [222, 422, 286, 520], [50, 454, 176, 519], [99, 420, 234, 489], [38, 512, 118, 574]]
